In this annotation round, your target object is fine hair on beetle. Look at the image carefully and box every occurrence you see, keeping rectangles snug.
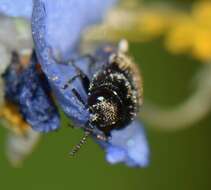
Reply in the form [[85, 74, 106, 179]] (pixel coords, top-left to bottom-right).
[[69, 48, 143, 156]]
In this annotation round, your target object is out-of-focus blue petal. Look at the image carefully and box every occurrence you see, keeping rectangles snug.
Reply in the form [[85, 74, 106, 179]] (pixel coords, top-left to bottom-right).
[[32, 0, 116, 127], [0, 0, 32, 18], [34, 0, 116, 61], [2, 53, 24, 103], [19, 61, 60, 132], [3, 53, 60, 132], [32, 0, 88, 126], [100, 120, 150, 167]]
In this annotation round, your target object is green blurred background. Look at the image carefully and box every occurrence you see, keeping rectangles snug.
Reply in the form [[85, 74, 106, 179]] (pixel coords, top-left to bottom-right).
[[1, 0, 211, 190]]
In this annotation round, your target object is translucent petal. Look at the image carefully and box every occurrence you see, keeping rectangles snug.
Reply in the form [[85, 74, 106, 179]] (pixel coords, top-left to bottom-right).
[[102, 120, 150, 167], [0, 0, 32, 18], [5, 129, 41, 167], [0, 44, 10, 107], [0, 43, 11, 74], [0, 17, 32, 51], [33, 0, 116, 61]]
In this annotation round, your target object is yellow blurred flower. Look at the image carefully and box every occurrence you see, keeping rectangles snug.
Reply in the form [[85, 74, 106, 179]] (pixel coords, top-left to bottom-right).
[[141, 1, 211, 62], [0, 102, 29, 135], [83, 1, 211, 62], [165, 16, 195, 54], [138, 11, 169, 39], [192, 1, 211, 26], [192, 28, 211, 61]]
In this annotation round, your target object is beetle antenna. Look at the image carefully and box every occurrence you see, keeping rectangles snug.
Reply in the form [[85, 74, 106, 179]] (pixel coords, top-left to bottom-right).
[[69, 131, 90, 156], [69, 123, 108, 157]]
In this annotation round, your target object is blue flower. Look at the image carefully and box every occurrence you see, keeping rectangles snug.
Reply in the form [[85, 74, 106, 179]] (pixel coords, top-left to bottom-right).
[[0, 0, 150, 167], [3, 52, 60, 132]]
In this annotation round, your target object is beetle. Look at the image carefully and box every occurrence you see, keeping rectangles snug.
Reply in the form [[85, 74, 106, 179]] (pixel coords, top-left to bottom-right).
[[60, 45, 144, 155]]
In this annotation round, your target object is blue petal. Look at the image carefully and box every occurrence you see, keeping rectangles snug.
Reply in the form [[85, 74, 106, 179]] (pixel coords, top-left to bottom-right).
[[3, 53, 60, 133], [0, 0, 32, 18], [32, 0, 116, 127], [19, 64, 61, 133], [101, 120, 150, 167], [33, 0, 116, 61]]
